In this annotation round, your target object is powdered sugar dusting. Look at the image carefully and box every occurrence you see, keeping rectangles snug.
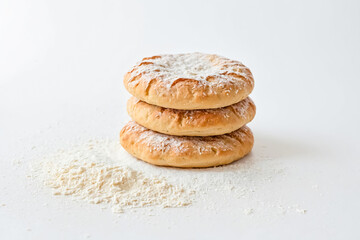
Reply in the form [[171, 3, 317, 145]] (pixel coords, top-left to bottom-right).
[[127, 52, 252, 89]]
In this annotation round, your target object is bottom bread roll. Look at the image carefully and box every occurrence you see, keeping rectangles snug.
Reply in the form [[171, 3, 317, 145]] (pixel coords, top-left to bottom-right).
[[120, 121, 254, 168]]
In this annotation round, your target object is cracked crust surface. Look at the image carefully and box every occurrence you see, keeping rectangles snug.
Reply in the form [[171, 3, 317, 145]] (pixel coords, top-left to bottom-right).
[[123, 53, 254, 110], [127, 96, 256, 136], [120, 121, 254, 168]]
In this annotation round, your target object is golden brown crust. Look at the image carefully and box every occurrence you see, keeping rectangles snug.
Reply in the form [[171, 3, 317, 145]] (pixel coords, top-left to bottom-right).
[[120, 121, 254, 168], [127, 97, 256, 136], [123, 53, 254, 110]]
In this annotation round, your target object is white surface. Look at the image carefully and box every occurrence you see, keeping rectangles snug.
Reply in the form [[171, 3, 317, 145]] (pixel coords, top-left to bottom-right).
[[1, 0, 360, 239]]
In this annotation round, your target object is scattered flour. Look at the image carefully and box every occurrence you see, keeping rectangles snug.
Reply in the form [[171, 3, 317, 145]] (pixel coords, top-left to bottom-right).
[[28, 136, 308, 217]]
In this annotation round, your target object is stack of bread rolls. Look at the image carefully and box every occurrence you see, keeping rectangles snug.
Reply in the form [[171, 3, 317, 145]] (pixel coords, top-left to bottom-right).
[[120, 53, 255, 168]]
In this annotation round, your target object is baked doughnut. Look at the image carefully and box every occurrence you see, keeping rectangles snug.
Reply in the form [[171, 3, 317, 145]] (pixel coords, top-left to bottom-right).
[[120, 121, 254, 168], [127, 96, 256, 136], [124, 53, 254, 110]]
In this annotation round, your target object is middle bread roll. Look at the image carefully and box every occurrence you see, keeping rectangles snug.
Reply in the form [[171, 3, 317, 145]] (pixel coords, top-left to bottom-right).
[[127, 96, 256, 136]]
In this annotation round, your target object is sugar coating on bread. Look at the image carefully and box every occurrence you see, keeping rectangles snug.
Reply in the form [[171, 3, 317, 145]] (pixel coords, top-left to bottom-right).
[[127, 97, 256, 136], [120, 121, 254, 168], [124, 53, 254, 109]]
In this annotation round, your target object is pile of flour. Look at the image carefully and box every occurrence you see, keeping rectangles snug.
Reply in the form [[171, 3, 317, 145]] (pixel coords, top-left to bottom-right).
[[33, 139, 193, 213], [44, 162, 192, 213]]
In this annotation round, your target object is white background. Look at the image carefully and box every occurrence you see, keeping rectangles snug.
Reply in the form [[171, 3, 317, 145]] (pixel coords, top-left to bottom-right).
[[1, 0, 360, 239]]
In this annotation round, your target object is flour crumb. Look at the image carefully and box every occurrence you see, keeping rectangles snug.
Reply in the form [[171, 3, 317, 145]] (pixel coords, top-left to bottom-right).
[[296, 209, 307, 214], [243, 208, 254, 215], [312, 184, 319, 190]]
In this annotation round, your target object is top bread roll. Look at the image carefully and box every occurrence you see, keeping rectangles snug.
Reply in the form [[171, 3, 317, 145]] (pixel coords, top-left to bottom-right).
[[124, 53, 254, 110]]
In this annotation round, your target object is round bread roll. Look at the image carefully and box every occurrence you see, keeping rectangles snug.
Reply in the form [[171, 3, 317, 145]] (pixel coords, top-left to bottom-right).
[[124, 53, 254, 110], [120, 121, 254, 168], [127, 97, 256, 136]]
